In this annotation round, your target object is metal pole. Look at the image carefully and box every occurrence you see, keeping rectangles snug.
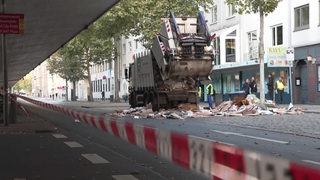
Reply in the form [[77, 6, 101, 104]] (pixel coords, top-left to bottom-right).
[[1, 0, 9, 126], [289, 63, 293, 104]]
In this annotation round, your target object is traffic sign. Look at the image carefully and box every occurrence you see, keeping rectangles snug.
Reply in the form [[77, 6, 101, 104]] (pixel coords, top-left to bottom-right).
[[0, 13, 24, 34], [286, 47, 294, 61]]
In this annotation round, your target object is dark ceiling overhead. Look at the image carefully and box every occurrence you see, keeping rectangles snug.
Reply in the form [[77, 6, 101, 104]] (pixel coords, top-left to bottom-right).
[[0, 0, 119, 87]]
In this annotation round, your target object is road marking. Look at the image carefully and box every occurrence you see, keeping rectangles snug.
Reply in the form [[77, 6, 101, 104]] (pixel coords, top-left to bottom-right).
[[13, 178, 26, 180], [82, 153, 110, 164], [189, 135, 235, 146], [52, 133, 68, 139], [64, 141, 83, 148], [112, 175, 139, 180], [211, 130, 289, 144], [302, 160, 320, 166]]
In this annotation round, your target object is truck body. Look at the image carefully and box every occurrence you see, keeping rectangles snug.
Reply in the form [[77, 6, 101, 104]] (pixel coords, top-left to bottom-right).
[[127, 12, 215, 111]]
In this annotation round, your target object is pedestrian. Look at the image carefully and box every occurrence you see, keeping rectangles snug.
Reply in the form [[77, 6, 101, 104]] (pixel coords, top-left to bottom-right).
[[206, 82, 214, 110], [275, 77, 285, 104], [197, 86, 202, 103], [101, 91, 105, 101], [242, 78, 250, 96], [55, 93, 58, 99], [249, 76, 257, 95], [267, 73, 274, 101]]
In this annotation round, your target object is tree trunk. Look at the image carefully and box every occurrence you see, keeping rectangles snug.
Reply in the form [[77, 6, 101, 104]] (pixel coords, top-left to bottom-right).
[[87, 62, 94, 102], [65, 79, 68, 101], [114, 39, 120, 102], [259, 8, 265, 103], [72, 81, 77, 101]]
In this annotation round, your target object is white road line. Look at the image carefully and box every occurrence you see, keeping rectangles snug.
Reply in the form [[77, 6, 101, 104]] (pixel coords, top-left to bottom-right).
[[112, 175, 139, 180], [189, 135, 235, 146], [64, 141, 83, 148], [302, 160, 320, 166], [52, 133, 68, 139], [211, 130, 289, 144], [82, 153, 110, 164]]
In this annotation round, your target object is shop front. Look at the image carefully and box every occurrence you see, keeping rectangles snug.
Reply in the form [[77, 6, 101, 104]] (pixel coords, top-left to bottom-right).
[[212, 62, 291, 105], [293, 44, 320, 104]]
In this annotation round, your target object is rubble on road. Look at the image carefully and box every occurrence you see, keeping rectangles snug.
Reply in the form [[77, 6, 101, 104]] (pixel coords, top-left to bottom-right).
[[113, 95, 303, 119]]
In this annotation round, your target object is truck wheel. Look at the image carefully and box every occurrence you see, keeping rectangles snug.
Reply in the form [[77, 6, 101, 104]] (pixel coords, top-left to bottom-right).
[[129, 92, 136, 108], [151, 94, 159, 112]]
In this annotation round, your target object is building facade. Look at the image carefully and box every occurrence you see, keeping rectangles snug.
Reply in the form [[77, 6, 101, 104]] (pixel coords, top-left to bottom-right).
[[89, 36, 146, 101], [205, 0, 320, 104], [31, 60, 69, 99]]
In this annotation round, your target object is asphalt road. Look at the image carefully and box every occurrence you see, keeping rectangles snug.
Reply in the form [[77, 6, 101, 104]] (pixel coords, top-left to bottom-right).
[[10, 101, 207, 180], [53, 100, 320, 169], [6, 99, 320, 179]]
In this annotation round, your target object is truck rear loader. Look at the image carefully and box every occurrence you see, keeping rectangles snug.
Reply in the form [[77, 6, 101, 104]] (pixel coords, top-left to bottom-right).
[[126, 12, 215, 111]]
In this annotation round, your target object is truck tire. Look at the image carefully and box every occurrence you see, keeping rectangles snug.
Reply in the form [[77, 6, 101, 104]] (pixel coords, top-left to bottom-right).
[[129, 92, 136, 108], [151, 93, 159, 112]]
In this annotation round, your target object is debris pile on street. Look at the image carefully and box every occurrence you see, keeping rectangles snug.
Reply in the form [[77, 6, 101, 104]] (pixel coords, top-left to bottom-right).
[[114, 95, 303, 119]]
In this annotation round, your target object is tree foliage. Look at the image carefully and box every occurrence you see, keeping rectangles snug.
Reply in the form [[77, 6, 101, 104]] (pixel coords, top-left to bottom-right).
[[13, 73, 32, 93], [47, 53, 84, 83], [99, 0, 214, 47], [225, 0, 281, 103], [52, 0, 214, 101], [225, 0, 281, 15]]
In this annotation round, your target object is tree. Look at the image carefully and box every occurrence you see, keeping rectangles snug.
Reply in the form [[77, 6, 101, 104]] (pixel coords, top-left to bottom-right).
[[94, 0, 214, 102], [53, 24, 114, 102], [225, 0, 281, 103], [55, 0, 213, 102], [99, 0, 214, 47], [13, 73, 32, 94], [47, 52, 85, 101]]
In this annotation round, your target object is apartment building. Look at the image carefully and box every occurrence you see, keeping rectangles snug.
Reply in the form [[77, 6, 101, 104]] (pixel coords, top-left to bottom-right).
[[90, 36, 146, 101], [31, 60, 67, 99], [205, 0, 320, 104]]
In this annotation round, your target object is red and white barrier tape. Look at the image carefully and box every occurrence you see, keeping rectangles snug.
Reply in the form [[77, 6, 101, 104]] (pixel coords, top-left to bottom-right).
[[16, 95, 320, 180]]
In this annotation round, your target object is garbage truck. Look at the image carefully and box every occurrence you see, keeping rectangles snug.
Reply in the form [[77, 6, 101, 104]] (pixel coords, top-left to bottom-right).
[[126, 11, 215, 111]]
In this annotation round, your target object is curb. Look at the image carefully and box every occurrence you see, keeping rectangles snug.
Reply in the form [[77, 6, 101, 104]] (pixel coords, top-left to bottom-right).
[[302, 110, 320, 114]]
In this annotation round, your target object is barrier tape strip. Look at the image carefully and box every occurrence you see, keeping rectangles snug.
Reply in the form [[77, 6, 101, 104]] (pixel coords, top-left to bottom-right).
[[16, 95, 320, 180]]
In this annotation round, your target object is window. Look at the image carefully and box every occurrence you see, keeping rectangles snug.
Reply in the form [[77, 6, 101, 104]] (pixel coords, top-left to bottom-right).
[[248, 31, 258, 60], [108, 78, 111, 91], [226, 39, 236, 62], [99, 79, 103, 92], [248, 31, 257, 41], [318, 66, 320, 91], [227, 4, 236, 17], [128, 41, 132, 52], [213, 36, 220, 65], [294, 4, 309, 30], [226, 75, 231, 93], [272, 25, 283, 46], [211, 5, 218, 23], [135, 39, 139, 50], [122, 43, 126, 54], [234, 74, 240, 91]]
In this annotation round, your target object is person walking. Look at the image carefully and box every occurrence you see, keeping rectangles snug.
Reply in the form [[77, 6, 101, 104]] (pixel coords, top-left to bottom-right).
[[206, 83, 214, 110], [267, 73, 274, 101], [197, 86, 202, 103], [275, 77, 285, 104], [249, 76, 257, 95], [242, 78, 250, 96], [101, 91, 105, 101]]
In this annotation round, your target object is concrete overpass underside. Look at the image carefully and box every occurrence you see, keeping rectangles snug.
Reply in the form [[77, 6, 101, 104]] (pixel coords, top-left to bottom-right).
[[0, 0, 119, 87]]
